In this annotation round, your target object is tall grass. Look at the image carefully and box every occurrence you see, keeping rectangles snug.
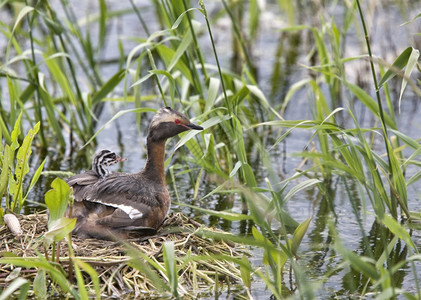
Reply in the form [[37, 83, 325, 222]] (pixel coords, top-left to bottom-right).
[[1, 0, 420, 298]]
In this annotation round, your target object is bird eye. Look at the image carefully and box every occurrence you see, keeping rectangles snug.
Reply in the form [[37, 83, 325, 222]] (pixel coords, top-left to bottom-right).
[[175, 119, 182, 124]]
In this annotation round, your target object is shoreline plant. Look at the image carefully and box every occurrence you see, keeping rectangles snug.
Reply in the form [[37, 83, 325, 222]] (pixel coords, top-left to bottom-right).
[[0, 0, 420, 298]]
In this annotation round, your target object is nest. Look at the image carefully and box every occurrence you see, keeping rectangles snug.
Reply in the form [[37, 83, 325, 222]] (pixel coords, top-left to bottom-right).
[[0, 211, 249, 298]]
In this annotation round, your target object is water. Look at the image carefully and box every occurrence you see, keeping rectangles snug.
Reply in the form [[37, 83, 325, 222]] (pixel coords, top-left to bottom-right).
[[6, 0, 421, 297]]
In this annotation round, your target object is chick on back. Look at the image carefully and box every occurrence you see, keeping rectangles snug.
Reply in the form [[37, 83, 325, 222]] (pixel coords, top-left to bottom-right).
[[65, 107, 203, 240]]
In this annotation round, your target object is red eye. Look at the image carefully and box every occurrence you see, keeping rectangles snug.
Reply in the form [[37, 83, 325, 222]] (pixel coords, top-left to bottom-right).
[[175, 119, 181, 124]]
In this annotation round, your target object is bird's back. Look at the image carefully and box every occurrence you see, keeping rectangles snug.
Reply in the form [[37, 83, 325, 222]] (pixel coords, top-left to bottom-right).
[[66, 170, 100, 202]]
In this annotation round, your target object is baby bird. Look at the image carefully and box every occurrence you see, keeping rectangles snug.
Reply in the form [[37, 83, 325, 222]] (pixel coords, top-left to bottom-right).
[[67, 150, 126, 202], [92, 149, 127, 178]]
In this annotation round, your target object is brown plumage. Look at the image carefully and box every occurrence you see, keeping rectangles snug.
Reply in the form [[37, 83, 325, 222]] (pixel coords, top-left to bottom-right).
[[66, 107, 203, 239], [66, 150, 126, 204]]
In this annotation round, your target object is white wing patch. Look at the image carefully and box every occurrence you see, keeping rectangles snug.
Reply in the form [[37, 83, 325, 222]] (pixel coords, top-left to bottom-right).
[[87, 198, 143, 219]]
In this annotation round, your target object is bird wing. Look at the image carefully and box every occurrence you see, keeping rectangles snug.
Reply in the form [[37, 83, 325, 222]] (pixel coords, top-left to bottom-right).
[[82, 173, 166, 228], [66, 170, 100, 202], [95, 208, 152, 229], [66, 170, 99, 186]]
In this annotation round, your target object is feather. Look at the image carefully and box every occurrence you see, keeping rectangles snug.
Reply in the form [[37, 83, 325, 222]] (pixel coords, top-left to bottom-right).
[[65, 107, 203, 239]]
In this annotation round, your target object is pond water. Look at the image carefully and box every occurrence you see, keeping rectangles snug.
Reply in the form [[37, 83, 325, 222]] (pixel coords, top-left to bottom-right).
[[16, 0, 421, 298]]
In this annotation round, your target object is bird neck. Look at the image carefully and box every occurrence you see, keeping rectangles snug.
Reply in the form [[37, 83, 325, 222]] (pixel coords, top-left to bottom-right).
[[143, 138, 167, 184], [93, 161, 107, 178]]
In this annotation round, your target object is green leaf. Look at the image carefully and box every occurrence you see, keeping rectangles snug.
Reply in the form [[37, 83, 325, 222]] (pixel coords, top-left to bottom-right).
[[44, 55, 77, 106], [98, 0, 107, 51], [73, 259, 89, 300], [156, 45, 193, 84], [38, 90, 66, 147], [289, 217, 312, 256], [149, 69, 176, 106], [341, 249, 379, 280], [44, 217, 76, 245], [283, 179, 321, 203], [179, 203, 251, 221], [248, 0, 260, 40], [398, 47, 419, 111], [0, 277, 30, 300], [92, 69, 126, 106], [73, 258, 100, 299], [167, 27, 192, 72], [230, 116, 257, 187], [0, 145, 11, 201], [44, 178, 71, 224], [5, 267, 21, 282], [163, 242, 178, 298], [0, 112, 11, 144], [174, 114, 230, 152], [0, 257, 78, 297], [11, 121, 40, 212], [12, 6, 34, 32], [198, 133, 224, 176], [252, 226, 272, 265], [10, 112, 22, 153], [42, 15, 63, 35], [406, 166, 421, 186], [378, 47, 414, 89], [81, 107, 156, 149], [0, 252, 19, 258], [23, 158, 46, 203], [401, 12, 421, 25], [205, 77, 220, 112], [280, 79, 310, 114], [252, 226, 288, 267], [33, 270, 47, 299], [171, 8, 199, 30], [127, 258, 169, 292], [229, 161, 243, 178], [389, 129, 420, 150], [239, 255, 251, 289], [345, 81, 396, 129], [381, 214, 416, 249], [130, 72, 154, 88]]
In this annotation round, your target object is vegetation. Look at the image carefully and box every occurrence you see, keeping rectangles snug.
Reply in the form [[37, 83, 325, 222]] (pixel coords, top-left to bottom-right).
[[0, 0, 420, 298]]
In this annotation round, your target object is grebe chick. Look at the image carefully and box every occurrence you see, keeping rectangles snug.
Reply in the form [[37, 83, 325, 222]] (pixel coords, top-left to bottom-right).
[[92, 149, 127, 178]]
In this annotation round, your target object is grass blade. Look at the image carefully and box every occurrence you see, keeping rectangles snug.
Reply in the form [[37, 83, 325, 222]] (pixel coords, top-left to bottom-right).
[[0, 277, 30, 300], [81, 107, 156, 149], [92, 69, 126, 106], [44, 178, 71, 224], [377, 47, 414, 89], [163, 241, 179, 298]]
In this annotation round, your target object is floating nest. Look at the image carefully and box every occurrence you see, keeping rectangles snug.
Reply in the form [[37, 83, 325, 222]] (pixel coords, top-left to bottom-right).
[[0, 211, 249, 298]]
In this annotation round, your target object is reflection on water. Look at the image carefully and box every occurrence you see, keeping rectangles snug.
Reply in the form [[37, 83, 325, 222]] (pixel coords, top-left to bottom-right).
[[14, 0, 421, 297], [299, 177, 406, 296]]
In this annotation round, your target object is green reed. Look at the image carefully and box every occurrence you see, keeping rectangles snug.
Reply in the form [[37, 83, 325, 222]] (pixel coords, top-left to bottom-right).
[[1, 0, 421, 298], [0, 0, 129, 149], [262, 1, 420, 297], [0, 177, 100, 300]]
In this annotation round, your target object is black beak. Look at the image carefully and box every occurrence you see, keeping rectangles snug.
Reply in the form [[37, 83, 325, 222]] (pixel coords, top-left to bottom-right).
[[186, 123, 204, 130]]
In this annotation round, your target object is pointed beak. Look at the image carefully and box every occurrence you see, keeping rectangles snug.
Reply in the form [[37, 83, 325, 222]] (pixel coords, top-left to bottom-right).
[[186, 123, 203, 130], [116, 155, 128, 162]]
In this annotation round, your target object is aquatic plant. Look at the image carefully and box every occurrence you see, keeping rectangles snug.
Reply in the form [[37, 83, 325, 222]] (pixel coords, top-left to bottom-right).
[[0, 0, 420, 299], [0, 113, 45, 215]]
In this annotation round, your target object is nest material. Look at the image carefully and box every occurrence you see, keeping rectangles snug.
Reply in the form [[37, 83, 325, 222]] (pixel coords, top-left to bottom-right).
[[0, 211, 248, 298]]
